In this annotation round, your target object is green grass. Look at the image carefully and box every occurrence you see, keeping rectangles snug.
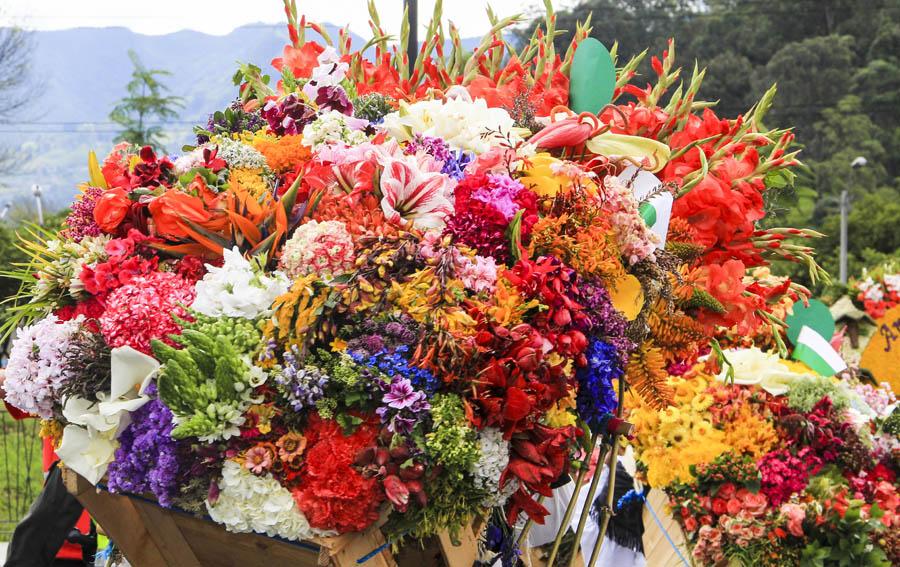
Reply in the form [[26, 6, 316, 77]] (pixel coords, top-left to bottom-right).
[[0, 412, 44, 541]]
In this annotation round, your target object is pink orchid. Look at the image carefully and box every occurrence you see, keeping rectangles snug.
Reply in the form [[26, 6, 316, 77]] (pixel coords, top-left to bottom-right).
[[379, 156, 455, 229]]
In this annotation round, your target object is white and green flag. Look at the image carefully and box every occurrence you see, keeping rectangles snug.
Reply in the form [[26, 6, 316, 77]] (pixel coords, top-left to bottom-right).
[[622, 165, 673, 248], [791, 325, 847, 376]]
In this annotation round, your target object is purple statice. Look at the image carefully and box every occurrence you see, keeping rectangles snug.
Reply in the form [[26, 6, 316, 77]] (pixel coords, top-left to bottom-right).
[[575, 338, 623, 434], [314, 85, 353, 115], [62, 186, 104, 242], [106, 384, 182, 507], [261, 94, 317, 136], [350, 345, 439, 394], [275, 345, 328, 411], [375, 374, 430, 435]]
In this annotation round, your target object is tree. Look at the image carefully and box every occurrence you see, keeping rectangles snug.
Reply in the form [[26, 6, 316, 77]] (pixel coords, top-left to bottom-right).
[[109, 50, 184, 152], [0, 26, 33, 175]]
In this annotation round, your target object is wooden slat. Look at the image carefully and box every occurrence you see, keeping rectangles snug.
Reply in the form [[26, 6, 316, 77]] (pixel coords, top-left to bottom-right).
[[437, 524, 480, 567], [317, 526, 397, 567], [132, 498, 202, 567], [62, 468, 169, 567], [642, 489, 690, 567]]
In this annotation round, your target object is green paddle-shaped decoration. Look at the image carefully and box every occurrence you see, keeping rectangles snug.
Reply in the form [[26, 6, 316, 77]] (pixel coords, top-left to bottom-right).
[[569, 37, 616, 114]]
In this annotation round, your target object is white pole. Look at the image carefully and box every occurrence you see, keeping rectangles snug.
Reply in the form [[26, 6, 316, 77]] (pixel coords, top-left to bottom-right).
[[0, 203, 9, 220], [31, 184, 43, 226]]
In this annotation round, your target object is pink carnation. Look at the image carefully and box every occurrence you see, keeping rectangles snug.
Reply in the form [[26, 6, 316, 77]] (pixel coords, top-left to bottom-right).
[[99, 271, 196, 354], [457, 254, 498, 293], [279, 220, 355, 280]]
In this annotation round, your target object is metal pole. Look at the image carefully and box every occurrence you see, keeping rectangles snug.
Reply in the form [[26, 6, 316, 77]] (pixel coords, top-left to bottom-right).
[[404, 0, 418, 73], [0, 203, 9, 221], [839, 187, 848, 284]]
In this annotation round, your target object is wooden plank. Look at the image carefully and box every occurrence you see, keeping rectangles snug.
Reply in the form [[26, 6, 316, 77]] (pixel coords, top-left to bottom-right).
[[318, 527, 396, 567], [61, 468, 169, 567], [132, 498, 202, 567], [437, 524, 479, 567]]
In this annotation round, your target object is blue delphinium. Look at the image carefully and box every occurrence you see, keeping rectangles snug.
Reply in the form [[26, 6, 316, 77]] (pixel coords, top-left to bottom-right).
[[351, 345, 439, 394], [576, 338, 624, 433]]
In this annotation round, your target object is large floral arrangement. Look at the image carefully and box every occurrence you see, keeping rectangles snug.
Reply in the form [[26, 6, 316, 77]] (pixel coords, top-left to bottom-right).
[[2, 0, 824, 552], [851, 263, 900, 319], [629, 349, 900, 566]]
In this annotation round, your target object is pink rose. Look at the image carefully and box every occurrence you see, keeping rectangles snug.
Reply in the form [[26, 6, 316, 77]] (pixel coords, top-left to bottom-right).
[[700, 515, 714, 526], [683, 516, 698, 533], [717, 482, 736, 500], [726, 498, 742, 516], [742, 491, 769, 517], [780, 503, 806, 537]]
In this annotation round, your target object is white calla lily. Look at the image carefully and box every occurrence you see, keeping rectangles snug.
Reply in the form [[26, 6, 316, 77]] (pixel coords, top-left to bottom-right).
[[715, 347, 816, 396], [57, 346, 160, 485]]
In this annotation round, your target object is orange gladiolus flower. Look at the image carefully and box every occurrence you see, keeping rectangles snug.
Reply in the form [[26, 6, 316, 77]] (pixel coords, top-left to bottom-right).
[[92, 187, 131, 233]]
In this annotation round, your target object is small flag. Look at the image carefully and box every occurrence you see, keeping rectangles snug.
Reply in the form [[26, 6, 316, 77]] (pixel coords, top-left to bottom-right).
[[791, 325, 847, 376], [622, 166, 673, 248]]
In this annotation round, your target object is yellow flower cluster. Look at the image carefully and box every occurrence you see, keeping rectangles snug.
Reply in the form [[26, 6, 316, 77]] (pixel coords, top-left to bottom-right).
[[628, 372, 729, 487], [229, 167, 270, 200]]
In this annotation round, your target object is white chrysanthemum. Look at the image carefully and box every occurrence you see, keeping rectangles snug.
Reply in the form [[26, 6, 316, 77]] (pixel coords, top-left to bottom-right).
[[192, 247, 289, 319], [471, 427, 518, 508], [214, 138, 267, 169], [207, 460, 326, 541], [382, 95, 521, 155], [301, 110, 368, 149]]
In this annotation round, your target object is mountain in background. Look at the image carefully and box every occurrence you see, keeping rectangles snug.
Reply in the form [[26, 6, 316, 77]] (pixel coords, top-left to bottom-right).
[[0, 23, 392, 211]]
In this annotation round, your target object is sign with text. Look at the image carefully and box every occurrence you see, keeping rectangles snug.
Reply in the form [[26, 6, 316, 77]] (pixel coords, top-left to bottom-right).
[[860, 304, 900, 393]]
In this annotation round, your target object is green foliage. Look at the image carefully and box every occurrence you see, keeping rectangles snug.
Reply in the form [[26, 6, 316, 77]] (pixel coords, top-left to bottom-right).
[[178, 312, 263, 356], [109, 49, 184, 152]]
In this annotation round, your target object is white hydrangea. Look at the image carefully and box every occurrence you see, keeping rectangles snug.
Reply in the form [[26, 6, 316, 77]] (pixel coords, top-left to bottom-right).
[[471, 427, 518, 508], [173, 147, 206, 174], [207, 460, 325, 541], [4, 315, 82, 419], [214, 138, 268, 169], [191, 247, 290, 319], [301, 110, 369, 149], [381, 94, 522, 154]]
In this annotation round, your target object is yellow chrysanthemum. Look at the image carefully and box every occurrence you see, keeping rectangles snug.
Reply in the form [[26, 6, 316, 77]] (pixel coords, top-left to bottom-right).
[[229, 167, 270, 199], [691, 393, 714, 412], [665, 425, 690, 445], [658, 406, 682, 424]]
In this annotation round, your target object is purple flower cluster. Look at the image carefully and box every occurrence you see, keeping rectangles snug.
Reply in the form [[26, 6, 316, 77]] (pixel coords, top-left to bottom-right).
[[376, 375, 430, 435], [261, 94, 317, 136], [197, 100, 266, 144], [345, 317, 419, 357], [575, 278, 635, 365], [275, 345, 329, 411], [575, 338, 623, 433], [62, 186, 104, 242], [314, 85, 353, 115], [403, 134, 472, 180], [106, 385, 182, 507]]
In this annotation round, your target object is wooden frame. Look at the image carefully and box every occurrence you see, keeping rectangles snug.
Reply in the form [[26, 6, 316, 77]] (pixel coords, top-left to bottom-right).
[[62, 467, 481, 567]]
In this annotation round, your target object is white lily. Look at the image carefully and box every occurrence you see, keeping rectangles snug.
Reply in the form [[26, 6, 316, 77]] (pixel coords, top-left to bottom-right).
[[715, 347, 816, 396], [56, 346, 159, 484]]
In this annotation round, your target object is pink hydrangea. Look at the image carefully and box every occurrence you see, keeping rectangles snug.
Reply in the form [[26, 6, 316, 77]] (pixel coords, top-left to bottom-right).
[[99, 271, 196, 354], [279, 220, 355, 280]]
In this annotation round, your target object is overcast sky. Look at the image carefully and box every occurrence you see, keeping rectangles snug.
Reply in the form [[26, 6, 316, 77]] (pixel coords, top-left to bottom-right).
[[0, 0, 579, 37]]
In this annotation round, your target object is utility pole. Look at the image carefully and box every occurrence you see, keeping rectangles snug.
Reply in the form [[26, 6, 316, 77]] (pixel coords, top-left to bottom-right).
[[0, 203, 9, 221], [405, 0, 418, 74], [840, 156, 868, 284], [31, 184, 44, 226]]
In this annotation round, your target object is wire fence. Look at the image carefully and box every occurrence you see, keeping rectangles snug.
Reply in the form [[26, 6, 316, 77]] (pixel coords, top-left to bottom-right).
[[0, 405, 43, 542]]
